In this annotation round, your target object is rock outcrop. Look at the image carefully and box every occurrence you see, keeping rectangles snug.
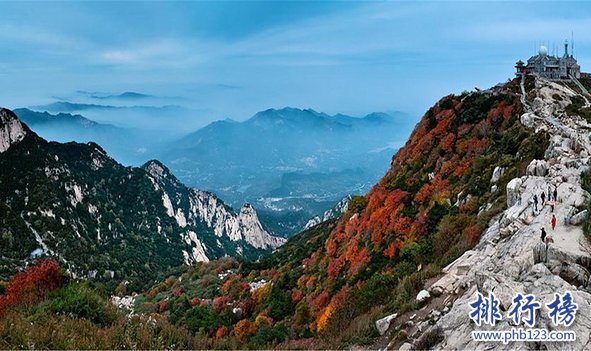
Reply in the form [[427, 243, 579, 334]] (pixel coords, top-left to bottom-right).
[[388, 77, 591, 350], [0, 108, 26, 153]]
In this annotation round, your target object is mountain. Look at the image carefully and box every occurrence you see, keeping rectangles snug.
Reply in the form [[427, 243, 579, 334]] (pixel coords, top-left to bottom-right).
[[89, 91, 153, 100], [387, 74, 591, 351], [0, 108, 284, 291], [14, 108, 110, 129], [31, 101, 183, 114], [4, 75, 591, 350], [124, 75, 580, 348], [12, 108, 163, 165], [162, 107, 416, 236], [303, 195, 350, 230]]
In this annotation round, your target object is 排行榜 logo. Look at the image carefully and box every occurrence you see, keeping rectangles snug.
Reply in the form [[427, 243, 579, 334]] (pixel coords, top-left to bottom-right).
[[469, 291, 578, 344]]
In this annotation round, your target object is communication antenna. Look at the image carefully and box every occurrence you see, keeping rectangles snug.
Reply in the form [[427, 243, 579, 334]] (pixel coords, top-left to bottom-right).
[[572, 31, 575, 57]]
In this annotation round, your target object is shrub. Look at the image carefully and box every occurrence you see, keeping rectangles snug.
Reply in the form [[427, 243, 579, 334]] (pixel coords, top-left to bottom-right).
[[40, 282, 119, 326], [348, 195, 368, 214], [0, 259, 66, 316]]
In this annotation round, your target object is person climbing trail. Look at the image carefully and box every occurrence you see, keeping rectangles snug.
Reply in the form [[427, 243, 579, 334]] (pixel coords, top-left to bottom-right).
[[548, 185, 552, 201], [551, 214, 557, 230], [541, 191, 546, 205], [549, 199, 555, 212], [553, 188, 558, 202], [533, 194, 538, 212], [541, 227, 547, 243]]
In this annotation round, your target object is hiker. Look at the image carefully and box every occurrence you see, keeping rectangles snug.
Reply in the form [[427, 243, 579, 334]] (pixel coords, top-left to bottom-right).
[[533, 194, 538, 212], [518, 190, 522, 205], [551, 214, 557, 230], [548, 185, 552, 201], [553, 188, 558, 202], [541, 228, 547, 243], [541, 191, 546, 205], [549, 200, 555, 212]]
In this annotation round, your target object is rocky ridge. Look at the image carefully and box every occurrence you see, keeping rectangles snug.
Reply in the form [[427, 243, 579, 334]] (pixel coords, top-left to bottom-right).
[[383, 76, 591, 350], [303, 195, 350, 230], [0, 108, 284, 289]]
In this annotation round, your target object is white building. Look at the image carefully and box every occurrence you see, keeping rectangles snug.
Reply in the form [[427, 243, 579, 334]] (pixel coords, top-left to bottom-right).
[[516, 41, 580, 80]]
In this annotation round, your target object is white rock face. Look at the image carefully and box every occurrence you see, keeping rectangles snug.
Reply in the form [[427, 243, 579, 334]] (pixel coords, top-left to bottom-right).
[[416, 77, 591, 351], [304, 195, 350, 230], [506, 178, 523, 207], [181, 230, 209, 263], [376, 313, 398, 335], [144, 160, 286, 255], [186, 190, 285, 250], [490, 166, 505, 184], [526, 159, 549, 177], [416, 289, 431, 302], [0, 109, 26, 153]]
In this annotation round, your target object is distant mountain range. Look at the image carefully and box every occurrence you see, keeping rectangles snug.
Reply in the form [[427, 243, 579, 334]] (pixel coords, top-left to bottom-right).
[[15, 105, 416, 237], [161, 107, 416, 235], [31, 101, 183, 114], [0, 108, 284, 291], [12, 108, 153, 165], [77, 91, 153, 100]]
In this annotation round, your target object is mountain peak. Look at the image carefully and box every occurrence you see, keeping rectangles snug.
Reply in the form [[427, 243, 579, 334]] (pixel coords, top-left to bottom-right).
[[142, 159, 172, 180], [0, 108, 27, 153]]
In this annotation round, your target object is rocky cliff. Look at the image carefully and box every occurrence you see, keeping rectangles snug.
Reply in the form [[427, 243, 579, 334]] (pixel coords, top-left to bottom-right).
[[382, 76, 591, 350], [0, 108, 284, 290]]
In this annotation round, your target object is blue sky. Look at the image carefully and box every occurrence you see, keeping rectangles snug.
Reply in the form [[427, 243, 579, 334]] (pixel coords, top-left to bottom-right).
[[1, 1, 591, 129]]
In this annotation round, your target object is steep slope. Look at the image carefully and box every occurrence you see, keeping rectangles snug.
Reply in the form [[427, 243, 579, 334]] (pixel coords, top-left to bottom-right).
[[163, 107, 415, 236], [0, 108, 284, 290], [386, 76, 591, 350], [130, 78, 552, 348]]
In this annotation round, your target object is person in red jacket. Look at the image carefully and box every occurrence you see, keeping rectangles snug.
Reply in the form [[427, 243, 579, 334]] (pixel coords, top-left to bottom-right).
[[551, 214, 557, 230]]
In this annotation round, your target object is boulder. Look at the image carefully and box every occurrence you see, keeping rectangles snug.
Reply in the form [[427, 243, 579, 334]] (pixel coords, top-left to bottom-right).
[[570, 210, 588, 225], [490, 166, 505, 184], [375, 313, 398, 336], [399, 343, 413, 351], [526, 159, 549, 177], [416, 290, 430, 302], [506, 178, 523, 207], [533, 243, 548, 264], [559, 263, 590, 288], [429, 285, 444, 297]]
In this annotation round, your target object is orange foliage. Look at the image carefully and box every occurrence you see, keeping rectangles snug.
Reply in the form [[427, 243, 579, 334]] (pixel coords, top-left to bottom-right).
[[383, 240, 401, 258], [440, 132, 456, 152], [233, 319, 257, 340], [464, 223, 482, 245], [255, 314, 273, 328], [215, 325, 229, 339], [213, 296, 231, 313], [291, 289, 303, 303], [315, 286, 351, 333]]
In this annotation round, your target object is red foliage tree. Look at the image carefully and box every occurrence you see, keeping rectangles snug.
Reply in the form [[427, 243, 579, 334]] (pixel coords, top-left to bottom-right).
[[291, 289, 303, 303], [0, 259, 65, 316], [213, 296, 231, 313], [156, 298, 169, 313], [215, 325, 229, 339]]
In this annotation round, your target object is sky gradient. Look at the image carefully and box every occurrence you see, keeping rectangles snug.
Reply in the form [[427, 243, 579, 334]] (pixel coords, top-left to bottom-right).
[[1, 1, 591, 130]]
